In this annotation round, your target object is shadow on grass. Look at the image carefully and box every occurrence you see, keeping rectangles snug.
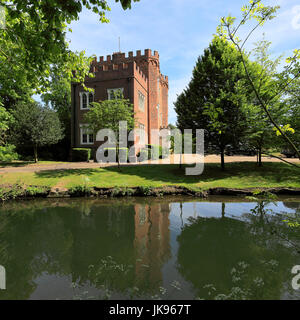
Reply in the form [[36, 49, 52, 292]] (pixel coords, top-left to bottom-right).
[[0, 161, 36, 168], [35, 168, 100, 178], [34, 162, 300, 187]]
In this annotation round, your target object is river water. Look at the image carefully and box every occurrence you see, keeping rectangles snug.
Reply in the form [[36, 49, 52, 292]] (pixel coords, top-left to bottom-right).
[[0, 197, 299, 300]]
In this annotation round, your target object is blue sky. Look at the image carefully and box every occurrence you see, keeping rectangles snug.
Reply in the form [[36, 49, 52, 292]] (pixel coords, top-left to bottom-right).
[[67, 0, 300, 124]]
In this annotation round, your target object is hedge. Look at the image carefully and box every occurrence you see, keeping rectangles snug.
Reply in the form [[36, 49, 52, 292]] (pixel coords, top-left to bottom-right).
[[72, 148, 91, 162]]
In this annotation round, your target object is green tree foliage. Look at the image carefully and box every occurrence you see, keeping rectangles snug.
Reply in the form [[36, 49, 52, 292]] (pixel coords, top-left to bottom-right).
[[0, 102, 17, 161], [175, 37, 249, 170], [85, 95, 135, 136], [84, 93, 135, 167], [41, 64, 72, 160], [0, 102, 14, 145], [11, 101, 64, 162], [41, 66, 71, 123], [217, 0, 300, 160], [0, 144, 18, 162], [281, 79, 300, 154], [0, 35, 34, 109], [241, 39, 285, 166], [0, 0, 140, 107]]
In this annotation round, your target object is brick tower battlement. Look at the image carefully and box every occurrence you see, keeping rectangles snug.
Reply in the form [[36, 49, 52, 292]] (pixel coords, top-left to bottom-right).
[[71, 49, 169, 153], [89, 60, 148, 91], [90, 49, 168, 88], [92, 49, 159, 64]]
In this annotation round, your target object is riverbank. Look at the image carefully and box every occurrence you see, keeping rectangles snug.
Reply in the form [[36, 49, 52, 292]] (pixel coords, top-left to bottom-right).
[[0, 162, 299, 201], [1, 184, 300, 202]]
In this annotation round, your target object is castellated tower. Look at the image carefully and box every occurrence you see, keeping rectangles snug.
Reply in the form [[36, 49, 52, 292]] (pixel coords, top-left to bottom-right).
[[71, 49, 169, 157]]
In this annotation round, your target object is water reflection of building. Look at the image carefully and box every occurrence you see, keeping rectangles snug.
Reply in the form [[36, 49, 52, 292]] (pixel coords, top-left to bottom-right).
[[133, 203, 171, 291]]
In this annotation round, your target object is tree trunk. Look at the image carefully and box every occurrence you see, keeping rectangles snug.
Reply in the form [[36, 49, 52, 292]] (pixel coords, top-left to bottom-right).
[[179, 152, 182, 169], [221, 203, 225, 218], [258, 147, 262, 167], [116, 144, 120, 170], [34, 145, 38, 163], [180, 202, 183, 227], [220, 148, 225, 170]]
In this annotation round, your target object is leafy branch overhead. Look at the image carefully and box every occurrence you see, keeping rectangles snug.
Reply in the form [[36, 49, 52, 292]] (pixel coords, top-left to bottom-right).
[[0, 0, 141, 95]]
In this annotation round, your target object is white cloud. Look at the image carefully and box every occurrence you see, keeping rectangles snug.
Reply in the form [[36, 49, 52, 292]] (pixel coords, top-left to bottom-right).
[[291, 5, 300, 30]]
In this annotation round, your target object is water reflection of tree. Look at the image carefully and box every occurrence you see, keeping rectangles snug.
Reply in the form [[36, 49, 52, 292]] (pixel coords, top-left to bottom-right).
[[177, 202, 299, 300], [0, 202, 136, 299], [243, 201, 300, 252], [283, 202, 300, 211], [0, 200, 171, 299]]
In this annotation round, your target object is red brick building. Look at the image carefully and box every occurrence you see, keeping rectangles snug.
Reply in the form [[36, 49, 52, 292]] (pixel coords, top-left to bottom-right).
[[71, 49, 168, 156]]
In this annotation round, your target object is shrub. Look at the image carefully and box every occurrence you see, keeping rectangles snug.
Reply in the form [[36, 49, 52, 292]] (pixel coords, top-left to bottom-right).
[[0, 144, 19, 162], [72, 148, 91, 162], [110, 187, 135, 197], [103, 148, 128, 163], [139, 186, 153, 196], [25, 186, 49, 197], [69, 185, 92, 196]]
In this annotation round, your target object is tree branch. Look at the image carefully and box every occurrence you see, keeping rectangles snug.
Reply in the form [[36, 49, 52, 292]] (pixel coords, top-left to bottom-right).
[[226, 23, 300, 161], [262, 152, 300, 169]]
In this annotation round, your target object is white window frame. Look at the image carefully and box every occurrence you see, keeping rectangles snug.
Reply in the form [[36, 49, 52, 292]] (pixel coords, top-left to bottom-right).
[[107, 88, 124, 100], [79, 91, 94, 110], [80, 124, 94, 145], [138, 91, 145, 112]]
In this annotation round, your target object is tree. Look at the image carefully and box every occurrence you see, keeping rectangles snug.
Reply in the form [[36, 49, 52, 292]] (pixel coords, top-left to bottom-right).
[[0, 102, 14, 146], [0, 102, 17, 161], [217, 0, 300, 162], [0, 1, 141, 105], [282, 79, 300, 153], [11, 101, 64, 162], [41, 64, 72, 160], [0, 36, 34, 109], [175, 37, 250, 170], [84, 93, 135, 168], [241, 39, 285, 166]]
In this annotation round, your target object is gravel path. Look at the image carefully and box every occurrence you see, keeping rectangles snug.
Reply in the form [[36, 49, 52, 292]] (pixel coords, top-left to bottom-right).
[[0, 154, 299, 173]]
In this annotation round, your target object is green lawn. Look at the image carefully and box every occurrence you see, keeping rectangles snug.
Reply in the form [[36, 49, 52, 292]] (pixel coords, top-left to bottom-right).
[[0, 160, 68, 168], [1, 162, 299, 190]]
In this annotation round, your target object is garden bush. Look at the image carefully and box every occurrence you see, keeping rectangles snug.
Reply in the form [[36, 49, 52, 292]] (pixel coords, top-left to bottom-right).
[[0, 144, 19, 162], [72, 148, 91, 162]]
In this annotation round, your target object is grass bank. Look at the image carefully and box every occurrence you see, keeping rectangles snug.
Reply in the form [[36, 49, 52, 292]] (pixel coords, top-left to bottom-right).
[[0, 162, 299, 191]]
